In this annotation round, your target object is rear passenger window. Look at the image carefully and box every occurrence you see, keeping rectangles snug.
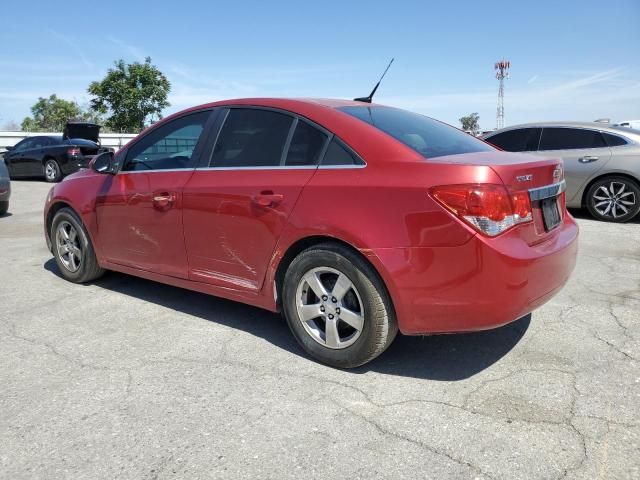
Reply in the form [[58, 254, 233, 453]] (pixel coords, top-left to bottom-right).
[[285, 121, 327, 166], [539, 128, 606, 150], [211, 109, 293, 167], [602, 132, 628, 147], [321, 138, 364, 166], [485, 128, 541, 152]]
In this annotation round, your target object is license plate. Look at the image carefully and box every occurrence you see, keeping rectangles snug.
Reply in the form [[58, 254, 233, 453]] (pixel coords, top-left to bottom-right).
[[541, 197, 561, 231]]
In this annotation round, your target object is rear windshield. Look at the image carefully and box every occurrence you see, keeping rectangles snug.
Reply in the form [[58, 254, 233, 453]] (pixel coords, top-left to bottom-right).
[[339, 106, 495, 159]]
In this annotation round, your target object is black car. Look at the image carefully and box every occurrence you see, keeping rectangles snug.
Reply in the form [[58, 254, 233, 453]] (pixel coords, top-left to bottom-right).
[[3, 122, 111, 182]]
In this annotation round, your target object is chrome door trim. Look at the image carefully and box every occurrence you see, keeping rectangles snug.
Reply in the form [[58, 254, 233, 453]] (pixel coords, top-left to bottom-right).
[[118, 168, 196, 175]]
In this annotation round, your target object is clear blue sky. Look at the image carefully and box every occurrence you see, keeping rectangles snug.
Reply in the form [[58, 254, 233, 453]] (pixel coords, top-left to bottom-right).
[[1, 0, 638, 130]]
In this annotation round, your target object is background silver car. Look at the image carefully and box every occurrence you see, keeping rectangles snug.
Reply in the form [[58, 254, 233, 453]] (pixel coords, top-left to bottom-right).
[[483, 122, 640, 222], [0, 157, 10, 216]]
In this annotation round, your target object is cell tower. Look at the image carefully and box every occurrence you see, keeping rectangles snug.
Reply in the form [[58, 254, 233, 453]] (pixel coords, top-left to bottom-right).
[[495, 60, 511, 129]]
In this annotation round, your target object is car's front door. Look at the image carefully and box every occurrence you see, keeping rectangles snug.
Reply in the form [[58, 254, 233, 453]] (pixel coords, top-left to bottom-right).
[[5, 138, 35, 176], [536, 127, 612, 203], [95, 110, 213, 278], [182, 107, 328, 292]]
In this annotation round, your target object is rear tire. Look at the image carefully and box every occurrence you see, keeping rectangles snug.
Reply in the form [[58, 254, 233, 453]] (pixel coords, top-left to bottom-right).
[[44, 159, 62, 183], [51, 207, 105, 283], [0, 201, 8, 216], [282, 243, 397, 368], [585, 176, 640, 223]]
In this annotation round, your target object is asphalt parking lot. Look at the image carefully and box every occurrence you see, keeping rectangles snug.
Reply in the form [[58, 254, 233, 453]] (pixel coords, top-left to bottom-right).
[[1, 180, 638, 480]]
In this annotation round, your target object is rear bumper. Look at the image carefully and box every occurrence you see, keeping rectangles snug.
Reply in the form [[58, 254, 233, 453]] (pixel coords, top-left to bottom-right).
[[365, 214, 578, 335]]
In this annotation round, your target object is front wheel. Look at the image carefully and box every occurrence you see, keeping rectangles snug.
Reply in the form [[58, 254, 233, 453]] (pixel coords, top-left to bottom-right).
[[586, 176, 640, 223], [51, 207, 105, 283], [44, 159, 62, 183], [0, 201, 8, 216], [282, 243, 397, 368]]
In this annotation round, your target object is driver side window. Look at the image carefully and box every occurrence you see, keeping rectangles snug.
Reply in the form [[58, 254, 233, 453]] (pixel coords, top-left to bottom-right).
[[123, 111, 211, 171], [14, 138, 35, 152]]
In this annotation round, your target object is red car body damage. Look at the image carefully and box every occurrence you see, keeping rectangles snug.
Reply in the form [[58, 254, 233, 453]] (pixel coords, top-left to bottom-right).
[[44, 98, 578, 334]]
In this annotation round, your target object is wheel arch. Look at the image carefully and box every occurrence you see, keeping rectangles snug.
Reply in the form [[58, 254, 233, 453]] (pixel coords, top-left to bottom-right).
[[45, 201, 80, 248], [581, 171, 640, 207], [272, 235, 396, 315]]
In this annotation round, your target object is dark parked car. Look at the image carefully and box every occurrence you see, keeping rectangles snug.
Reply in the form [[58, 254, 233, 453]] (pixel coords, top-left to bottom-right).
[[0, 157, 10, 215], [3, 122, 111, 182]]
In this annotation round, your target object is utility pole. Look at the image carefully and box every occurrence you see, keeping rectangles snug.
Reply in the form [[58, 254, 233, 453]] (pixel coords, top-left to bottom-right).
[[495, 60, 511, 130]]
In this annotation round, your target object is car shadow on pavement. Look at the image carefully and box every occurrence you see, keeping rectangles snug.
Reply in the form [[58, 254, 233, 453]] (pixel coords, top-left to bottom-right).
[[44, 259, 530, 380]]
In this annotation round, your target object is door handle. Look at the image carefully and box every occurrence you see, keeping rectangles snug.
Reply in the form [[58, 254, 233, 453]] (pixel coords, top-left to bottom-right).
[[578, 156, 599, 163], [152, 192, 176, 209], [252, 191, 284, 207]]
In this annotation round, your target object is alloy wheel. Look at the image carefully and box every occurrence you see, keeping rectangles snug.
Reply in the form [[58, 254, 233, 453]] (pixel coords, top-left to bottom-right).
[[45, 161, 59, 181], [295, 267, 365, 349], [55, 220, 82, 272], [592, 181, 636, 219]]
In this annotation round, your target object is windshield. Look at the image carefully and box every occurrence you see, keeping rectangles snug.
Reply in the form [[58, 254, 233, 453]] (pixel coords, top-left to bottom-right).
[[339, 105, 495, 159]]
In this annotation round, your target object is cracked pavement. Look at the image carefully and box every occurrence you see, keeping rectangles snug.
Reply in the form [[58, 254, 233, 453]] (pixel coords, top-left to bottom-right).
[[1, 180, 639, 479]]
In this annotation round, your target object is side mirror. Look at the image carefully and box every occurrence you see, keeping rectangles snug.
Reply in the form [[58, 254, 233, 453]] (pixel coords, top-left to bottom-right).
[[4, 146, 13, 152], [90, 151, 117, 175]]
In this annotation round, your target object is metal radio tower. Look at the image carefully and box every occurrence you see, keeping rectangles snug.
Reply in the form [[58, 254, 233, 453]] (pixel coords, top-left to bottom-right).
[[495, 60, 511, 129]]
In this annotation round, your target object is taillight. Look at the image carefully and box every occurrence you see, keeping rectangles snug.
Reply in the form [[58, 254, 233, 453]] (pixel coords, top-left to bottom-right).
[[430, 184, 532, 236], [67, 148, 81, 156], [558, 191, 566, 218]]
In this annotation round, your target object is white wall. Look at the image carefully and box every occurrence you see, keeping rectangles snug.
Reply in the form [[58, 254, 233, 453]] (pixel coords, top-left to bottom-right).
[[0, 131, 137, 152]]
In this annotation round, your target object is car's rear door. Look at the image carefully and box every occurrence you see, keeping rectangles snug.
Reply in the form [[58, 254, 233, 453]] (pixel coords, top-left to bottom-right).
[[95, 109, 214, 278], [182, 107, 328, 292], [536, 127, 612, 203], [24, 137, 52, 176]]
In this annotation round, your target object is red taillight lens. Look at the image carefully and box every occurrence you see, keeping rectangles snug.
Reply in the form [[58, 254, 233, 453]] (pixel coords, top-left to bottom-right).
[[430, 184, 532, 236], [558, 191, 566, 218], [67, 148, 81, 156]]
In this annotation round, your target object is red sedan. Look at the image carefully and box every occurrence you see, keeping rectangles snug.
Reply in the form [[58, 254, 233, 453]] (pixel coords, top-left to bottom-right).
[[44, 98, 578, 368]]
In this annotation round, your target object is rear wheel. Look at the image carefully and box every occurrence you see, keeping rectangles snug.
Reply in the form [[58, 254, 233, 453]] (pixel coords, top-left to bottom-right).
[[44, 159, 62, 183], [282, 243, 397, 368], [51, 207, 104, 283], [586, 176, 640, 223], [0, 201, 8, 216]]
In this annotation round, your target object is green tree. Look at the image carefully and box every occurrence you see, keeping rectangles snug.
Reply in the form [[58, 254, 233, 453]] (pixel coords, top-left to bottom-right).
[[459, 112, 480, 135], [87, 57, 170, 132], [20, 94, 83, 132]]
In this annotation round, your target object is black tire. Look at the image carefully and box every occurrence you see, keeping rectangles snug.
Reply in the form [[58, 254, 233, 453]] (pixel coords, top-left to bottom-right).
[[0, 201, 8, 216], [51, 207, 105, 283], [282, 243, 398, 368], [44, 158, 62, 183], [585, 176, 640, 223]]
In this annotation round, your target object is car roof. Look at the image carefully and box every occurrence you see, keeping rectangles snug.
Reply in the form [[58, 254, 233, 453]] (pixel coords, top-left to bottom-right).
[[485, 121, 640, 141], [169, 98, 385, 120], [205, 97, 376, 109]]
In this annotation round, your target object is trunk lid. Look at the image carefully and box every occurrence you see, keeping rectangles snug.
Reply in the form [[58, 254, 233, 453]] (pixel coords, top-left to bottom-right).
[[63, 122, 101, 144], [429, 151, 562, 189]]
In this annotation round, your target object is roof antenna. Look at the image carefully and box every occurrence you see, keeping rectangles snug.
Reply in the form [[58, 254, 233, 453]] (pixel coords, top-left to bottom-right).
[[354, 58, 395, 103]]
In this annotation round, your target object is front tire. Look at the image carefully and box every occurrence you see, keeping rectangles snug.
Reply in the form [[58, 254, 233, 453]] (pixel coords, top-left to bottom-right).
[[282, 243, 397, 368], [44, 159, 62, 183], [586, 176, 640, 223], [0, 201, 8, 216], [51, 207, 105, 283]]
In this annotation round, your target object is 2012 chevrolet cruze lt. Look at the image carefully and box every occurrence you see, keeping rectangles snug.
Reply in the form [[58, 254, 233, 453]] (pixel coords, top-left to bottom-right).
[[44, 98, 578, 368]]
